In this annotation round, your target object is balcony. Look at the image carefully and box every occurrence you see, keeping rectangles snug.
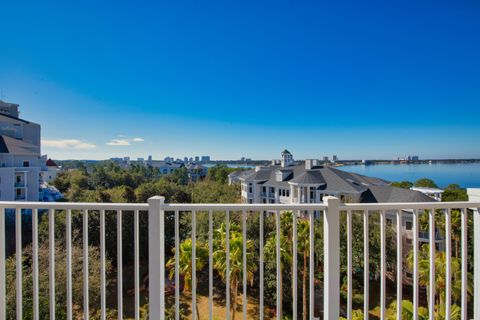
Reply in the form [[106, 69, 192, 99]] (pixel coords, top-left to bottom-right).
[[0, 197, 479, 319]]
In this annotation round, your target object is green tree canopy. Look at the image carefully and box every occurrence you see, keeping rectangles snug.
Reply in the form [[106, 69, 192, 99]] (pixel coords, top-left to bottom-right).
[[414, 178, 438, 188]]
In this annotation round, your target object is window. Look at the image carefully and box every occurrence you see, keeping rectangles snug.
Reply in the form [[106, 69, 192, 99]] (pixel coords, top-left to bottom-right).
[[16, 176, 21, 183], [23, 161, 29, 167], [249, 199, 253, 204], [263, 199, 267, 203], [262, 186, 266, 193], [16, 189, 21, 196], [270, 187, 275, 193], [286, 190, 290, 197], [406, 221, 413, 230]]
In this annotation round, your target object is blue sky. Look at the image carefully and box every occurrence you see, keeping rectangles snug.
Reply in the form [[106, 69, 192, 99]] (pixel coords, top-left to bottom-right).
[[0, 0, 479, 160]]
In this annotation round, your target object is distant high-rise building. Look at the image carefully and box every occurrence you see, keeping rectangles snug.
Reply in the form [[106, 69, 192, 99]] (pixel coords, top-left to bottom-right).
[[323, 156, 329, 162], [124, 156, 130, 162], [148, 155, 152, 162], [412, 156, 419, 161], [333, 155, 338, 162], [195, 156, 200, 162], [184, 157, 189, 163], [201, 156, 211, 163], [137, 157, 144, 162]]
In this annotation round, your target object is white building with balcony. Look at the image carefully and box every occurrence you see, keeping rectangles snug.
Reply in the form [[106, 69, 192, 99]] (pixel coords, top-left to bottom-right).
[[233, 151, 434, 206], [0, 100, 42, 201]]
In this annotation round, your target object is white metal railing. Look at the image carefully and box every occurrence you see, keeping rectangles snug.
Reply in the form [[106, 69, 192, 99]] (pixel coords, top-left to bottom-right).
[[0, 195, 479, 320]]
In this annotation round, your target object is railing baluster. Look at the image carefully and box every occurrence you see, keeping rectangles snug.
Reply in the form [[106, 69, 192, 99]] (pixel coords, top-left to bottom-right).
[[276, 209, 281, 320], [84, 210, 89, 320], [134, 210, 140, 320], [445, 209, 451, 320], [118, 210, 123, 320], [347, 210, 352, 320], [33, 208, 39, 320], [49, 209, 56, 320], [0, 209, 4, 320], [412, 209, 419, 320], [380, 210, 385, 320], [260, 211, 264, 320], [242, 210, 247, 320], [208, 210, 213, 320], [364, 210, 369, 320], [397, 210, 402, 320], [66, 209, 72, 320], [192, 210, 197, 320], [429, 209, 435, 320], [461, 208, 467, 320], [100, 210, 106, 320], [292, 210, 298, 320], [175, 211, 180, 320], [226, 210, 230, 320], [16, 208, 22, 320], [309, 210, 314, 319]]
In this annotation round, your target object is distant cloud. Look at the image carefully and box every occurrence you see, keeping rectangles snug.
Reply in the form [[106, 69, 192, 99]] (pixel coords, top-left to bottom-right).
[[106, 137, 145, 146], [42, 139, 96, 149]]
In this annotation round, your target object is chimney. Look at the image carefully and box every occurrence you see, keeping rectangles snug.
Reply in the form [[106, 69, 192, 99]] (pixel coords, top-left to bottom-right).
[[305, 159, 313, 170]]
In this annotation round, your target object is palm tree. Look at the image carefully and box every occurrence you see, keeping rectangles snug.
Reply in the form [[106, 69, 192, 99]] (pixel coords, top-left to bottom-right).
[[406, 244, 472, 317], [213, 222, 257, 320], [166, 238, 208, 319], [296, 218, 311, 320], [264, 226, 292, 318]]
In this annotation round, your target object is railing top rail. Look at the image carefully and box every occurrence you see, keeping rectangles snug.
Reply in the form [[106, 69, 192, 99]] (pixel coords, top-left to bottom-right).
[[341, 201, 480, 211], [159, 203, 328, 211], [0, 201, 148, 211], [0, 200, 479, 212]]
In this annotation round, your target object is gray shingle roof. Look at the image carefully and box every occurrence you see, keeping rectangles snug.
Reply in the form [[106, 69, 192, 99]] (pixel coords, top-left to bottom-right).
[[290, 170, 326, 185], [0, 135, 39, 156], [362, 185, 436, 203]]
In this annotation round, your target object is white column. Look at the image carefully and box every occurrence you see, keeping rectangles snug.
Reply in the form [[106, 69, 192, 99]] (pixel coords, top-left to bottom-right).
[[323, 196, 340, 319], [467, 189, 480, 320], [148, 196, 166, 320]]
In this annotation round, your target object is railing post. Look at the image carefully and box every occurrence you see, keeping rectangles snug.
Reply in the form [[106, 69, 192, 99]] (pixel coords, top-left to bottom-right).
[[323, 196, 340, 319], [468, 188, 480, 320], [148, 196, 165, 320]]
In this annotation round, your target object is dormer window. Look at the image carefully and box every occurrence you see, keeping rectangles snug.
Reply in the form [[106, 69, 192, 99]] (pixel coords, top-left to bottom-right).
[[23, 161, 29, 167]]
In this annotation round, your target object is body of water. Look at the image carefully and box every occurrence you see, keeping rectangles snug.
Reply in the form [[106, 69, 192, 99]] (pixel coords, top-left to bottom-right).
[[338, 163, 480, 188]]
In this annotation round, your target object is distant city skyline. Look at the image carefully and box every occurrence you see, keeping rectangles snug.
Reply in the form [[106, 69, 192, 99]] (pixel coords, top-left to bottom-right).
[[1, 1, 479, 160]]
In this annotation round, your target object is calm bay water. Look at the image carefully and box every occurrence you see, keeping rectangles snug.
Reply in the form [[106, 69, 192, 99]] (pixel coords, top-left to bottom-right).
[[338, 163, 480, 188]]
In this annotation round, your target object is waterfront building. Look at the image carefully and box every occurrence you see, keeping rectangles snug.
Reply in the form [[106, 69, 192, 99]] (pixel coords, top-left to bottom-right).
[[410, 186, 444, 201], [148, 160, 183, 174]]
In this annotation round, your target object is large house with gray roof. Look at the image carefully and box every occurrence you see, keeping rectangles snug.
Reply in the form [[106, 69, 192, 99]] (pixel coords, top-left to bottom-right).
[[231, 150, 434, 205]]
